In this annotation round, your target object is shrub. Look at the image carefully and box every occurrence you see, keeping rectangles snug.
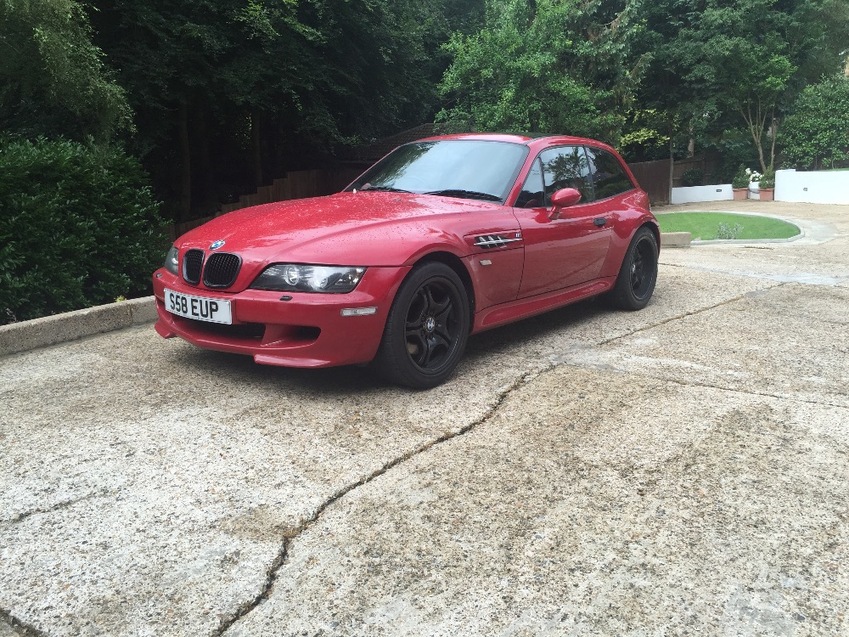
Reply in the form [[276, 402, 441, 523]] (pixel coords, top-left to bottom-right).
[[781, 75, 849, 170], [732, 165, 749, 188], [0, 138, 168, 324], [681, 168, 704, 187], [716, 222, 742, 240]]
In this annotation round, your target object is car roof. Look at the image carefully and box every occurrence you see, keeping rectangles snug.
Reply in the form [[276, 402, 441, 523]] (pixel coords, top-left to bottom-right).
[[417, 132, 615, 153]]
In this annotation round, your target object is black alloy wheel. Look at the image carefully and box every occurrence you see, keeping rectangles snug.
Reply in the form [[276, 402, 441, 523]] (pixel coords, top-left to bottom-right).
[[609, 226, 658, 310], [374, 262, 470, 389]]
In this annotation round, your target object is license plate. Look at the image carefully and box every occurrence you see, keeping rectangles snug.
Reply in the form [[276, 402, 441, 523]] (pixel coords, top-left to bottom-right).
[[164, 289, 232, 324]]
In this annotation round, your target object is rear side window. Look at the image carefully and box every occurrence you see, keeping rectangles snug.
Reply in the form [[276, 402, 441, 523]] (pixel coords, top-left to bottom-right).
[[585, 147, 634, 199]]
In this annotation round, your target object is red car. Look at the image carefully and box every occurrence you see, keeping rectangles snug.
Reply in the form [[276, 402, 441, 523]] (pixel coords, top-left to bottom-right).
[[153, 134, 659, 388]]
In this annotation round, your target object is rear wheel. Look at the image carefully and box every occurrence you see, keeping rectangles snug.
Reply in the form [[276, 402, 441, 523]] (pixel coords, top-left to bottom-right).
[[374, 262, 470, 389], [609, 226, 658, 310]]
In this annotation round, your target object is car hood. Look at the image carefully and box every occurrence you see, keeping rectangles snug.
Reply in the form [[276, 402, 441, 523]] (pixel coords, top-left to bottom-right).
[[177, 191, 500, 266]]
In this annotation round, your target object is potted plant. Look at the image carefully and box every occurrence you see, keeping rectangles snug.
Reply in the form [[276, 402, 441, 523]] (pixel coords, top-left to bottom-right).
[[746, 168, 763, 197], [758, 168, 775, 201], [732, 166, 749, 200]]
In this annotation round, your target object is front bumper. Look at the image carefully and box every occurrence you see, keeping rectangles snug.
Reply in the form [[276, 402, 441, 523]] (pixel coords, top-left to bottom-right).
[[152, 266, 408, 368]]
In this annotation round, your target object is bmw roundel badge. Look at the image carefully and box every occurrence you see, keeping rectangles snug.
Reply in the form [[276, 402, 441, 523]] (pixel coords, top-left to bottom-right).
[[210, 240, 226, 251]]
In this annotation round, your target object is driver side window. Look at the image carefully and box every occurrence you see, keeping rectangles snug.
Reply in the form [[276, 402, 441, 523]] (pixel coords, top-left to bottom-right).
[[515, 159, 544, 208], [539, 146, 593, 205]]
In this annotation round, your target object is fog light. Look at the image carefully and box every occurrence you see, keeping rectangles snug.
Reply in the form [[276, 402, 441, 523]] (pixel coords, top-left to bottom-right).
[[341, 307, 377, 317]]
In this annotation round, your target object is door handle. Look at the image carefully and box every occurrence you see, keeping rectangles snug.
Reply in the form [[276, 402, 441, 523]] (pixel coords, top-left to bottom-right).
[[593, 217, 606, 227]]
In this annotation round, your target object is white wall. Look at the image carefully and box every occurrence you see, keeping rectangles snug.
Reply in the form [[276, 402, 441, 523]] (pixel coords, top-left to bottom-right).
[[670, 184, 733, 204], [668, 171, 849, 204], [775, 169, 849, 205]]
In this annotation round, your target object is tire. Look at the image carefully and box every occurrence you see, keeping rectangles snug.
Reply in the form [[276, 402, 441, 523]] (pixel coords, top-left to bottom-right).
[[608, 226, 658, 310], [374, 262, 470, 389]]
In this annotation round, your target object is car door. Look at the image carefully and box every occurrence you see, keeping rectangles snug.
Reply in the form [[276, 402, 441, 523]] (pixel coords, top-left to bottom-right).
[[513, 145, 614, 298]]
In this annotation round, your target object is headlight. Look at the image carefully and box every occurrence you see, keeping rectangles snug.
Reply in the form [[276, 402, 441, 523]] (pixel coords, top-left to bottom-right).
[[250, 264, 366, 293], [164, 246, 179, 275]]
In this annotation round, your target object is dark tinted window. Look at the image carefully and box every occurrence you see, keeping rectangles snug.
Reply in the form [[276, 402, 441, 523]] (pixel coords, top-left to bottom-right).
[[585, 147, 634, 199], [347, 140, 528, 203], [539, 146, 593, 205], [515, 158, 544, 208]]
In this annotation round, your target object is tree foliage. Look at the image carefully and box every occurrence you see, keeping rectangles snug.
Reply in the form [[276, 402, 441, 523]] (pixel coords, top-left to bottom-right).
[[4, 0, 849, 229], [90, 0, 457, 220], [781, 75, 849, 170], [632, 0, 849, 171], [0, 0, 131, 141], [437, 0, 646, 143], [3, 0, 849, 324]]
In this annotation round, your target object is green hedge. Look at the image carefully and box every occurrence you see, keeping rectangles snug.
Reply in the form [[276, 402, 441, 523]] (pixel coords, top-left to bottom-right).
[[781, 75, 849, 171], [0, 138, 168, 324]]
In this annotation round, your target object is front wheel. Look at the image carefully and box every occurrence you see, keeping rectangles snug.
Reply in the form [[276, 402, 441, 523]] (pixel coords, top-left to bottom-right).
[[374, 262, 470, 389], [608, 226, 658, 310]]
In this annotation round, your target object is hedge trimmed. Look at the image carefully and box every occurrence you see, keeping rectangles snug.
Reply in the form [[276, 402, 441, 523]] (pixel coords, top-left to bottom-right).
[[0, 138, 168, 324]]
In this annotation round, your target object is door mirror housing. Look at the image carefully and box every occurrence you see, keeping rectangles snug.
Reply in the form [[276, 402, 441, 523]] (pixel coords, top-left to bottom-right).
[[549, 188, 582, 219]]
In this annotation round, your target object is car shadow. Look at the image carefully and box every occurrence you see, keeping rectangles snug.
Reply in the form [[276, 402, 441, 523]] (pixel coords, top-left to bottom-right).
[[166, 297, 607, 394], [464, 297, 604, 360]]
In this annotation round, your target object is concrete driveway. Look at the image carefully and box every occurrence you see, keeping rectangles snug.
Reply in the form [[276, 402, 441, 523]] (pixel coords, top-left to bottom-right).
[[1, 201, 847, 636]]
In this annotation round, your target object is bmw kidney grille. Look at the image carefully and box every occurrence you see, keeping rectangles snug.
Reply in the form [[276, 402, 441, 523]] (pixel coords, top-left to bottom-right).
[[182, 249, 241, 288], [183, 249, 204, 284], [203, 252, 242, 288]]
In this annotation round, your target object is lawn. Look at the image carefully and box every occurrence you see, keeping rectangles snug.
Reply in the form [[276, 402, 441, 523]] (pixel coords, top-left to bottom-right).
[[656, 212, 800, 241]]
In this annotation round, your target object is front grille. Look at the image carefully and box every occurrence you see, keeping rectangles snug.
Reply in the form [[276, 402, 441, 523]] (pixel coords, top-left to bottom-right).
[[183, 249, 204, 284], [203, 252, 241, 288]]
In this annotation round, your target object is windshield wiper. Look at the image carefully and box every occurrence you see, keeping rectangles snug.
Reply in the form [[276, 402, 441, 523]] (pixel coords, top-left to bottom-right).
[[425, 189, 501, 202], [358, 185, 411, 193]]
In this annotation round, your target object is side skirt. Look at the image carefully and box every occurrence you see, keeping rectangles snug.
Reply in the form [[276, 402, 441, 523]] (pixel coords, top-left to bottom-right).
[[472, 278, 614, 333]]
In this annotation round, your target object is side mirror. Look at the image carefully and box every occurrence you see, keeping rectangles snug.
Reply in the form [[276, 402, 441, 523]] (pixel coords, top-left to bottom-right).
[[549, 187, 582, 219]]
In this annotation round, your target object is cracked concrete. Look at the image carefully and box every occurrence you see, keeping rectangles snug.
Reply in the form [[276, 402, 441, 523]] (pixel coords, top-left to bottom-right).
[[1, 201, 848, 635], [213, 371, 535, 637]]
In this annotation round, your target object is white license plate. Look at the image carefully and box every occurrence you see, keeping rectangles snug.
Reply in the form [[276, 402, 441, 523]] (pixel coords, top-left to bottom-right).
[[165, 289, 232, 324]]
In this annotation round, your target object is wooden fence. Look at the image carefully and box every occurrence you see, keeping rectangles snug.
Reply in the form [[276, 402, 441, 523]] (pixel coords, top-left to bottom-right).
[[628, 155, 722, 205], [171, 165, 367, 238], [629, 159, 670, 205]]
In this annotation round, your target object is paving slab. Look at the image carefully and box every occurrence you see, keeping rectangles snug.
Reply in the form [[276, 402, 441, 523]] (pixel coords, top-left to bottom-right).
[[0, 329, 524, 636], [226, 367, 848, 636], [566, 283, 849, 407], [1, 201, 847, 636]]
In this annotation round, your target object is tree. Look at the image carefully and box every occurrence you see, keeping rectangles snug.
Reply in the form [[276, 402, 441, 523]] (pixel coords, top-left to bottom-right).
[[780, 74, 849, 170], [632, 0, 849, 173], [696, 0, 796, 173], [0, 0, 131, 142], [437, 0, 646, 143], [90, 0, 458, 221]]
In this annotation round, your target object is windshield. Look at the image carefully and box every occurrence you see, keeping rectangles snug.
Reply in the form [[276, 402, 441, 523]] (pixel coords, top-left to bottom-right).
[[347, 140, 529, 203]]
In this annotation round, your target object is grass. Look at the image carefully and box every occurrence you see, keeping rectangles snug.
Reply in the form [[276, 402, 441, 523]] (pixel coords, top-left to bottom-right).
[[656, 212, 800, 241]]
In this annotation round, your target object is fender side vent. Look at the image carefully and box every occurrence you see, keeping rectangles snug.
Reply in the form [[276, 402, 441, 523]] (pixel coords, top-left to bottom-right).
[[474, 234, 522, 249]]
